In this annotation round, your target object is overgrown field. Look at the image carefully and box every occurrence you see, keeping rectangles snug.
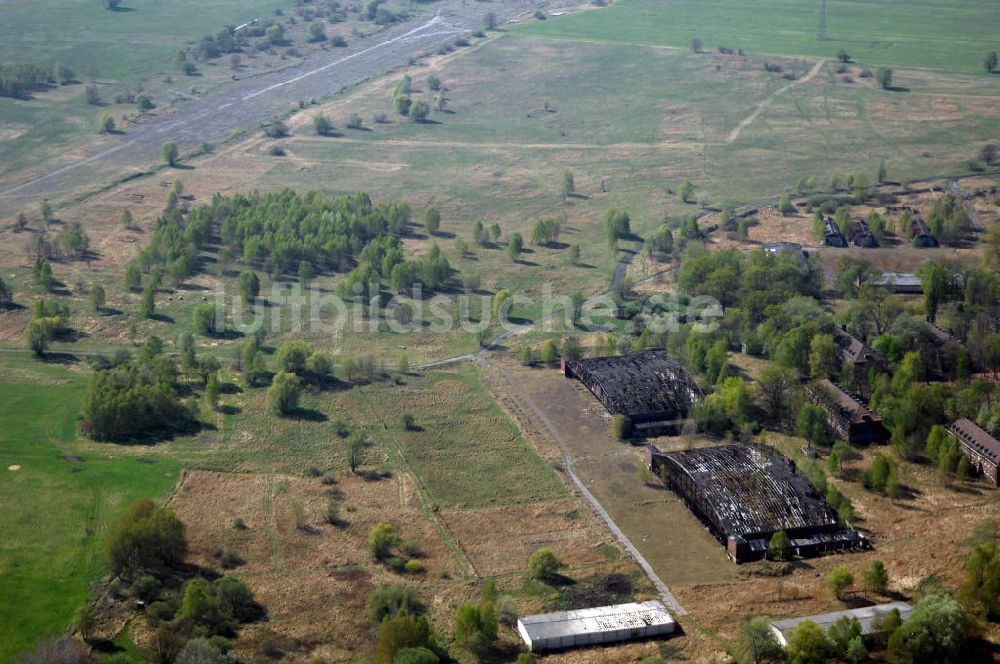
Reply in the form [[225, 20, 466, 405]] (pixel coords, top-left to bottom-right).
[[0, 355, 179, 662], [518, 0, 1000, 73], [0, 0, 420, 183], [11, 33, 1000, 364]]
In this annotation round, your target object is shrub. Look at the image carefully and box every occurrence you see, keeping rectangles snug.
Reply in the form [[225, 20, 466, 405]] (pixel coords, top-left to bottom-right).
[[767, 530, 791, 561], [404, 559, 425, 574], [367, 523, 401, 561], [366, 585, 423, 623], [610, 414, 628, 440], [827, 565, 854, 599], [268, 371, 301, 415], [527, 547, 564, 583], [106, 497, 187, 579]]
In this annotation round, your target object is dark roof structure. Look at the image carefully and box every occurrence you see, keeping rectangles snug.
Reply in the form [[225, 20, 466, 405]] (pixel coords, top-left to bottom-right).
[[849, 217, 880, 248], [563, 351, 701, 429], [807, 379, 889, 445], [822, 218, 847, 247], [947, 419, 1000, 467], [833, 327, 881, 367], [910, 216, 939, 247], [927, 321, 957, 345], [649, 444, 866, 561]]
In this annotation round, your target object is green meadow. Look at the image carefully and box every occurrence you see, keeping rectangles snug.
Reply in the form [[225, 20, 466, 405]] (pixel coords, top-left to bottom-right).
[[0, 356, 179, 662], [517, 0, 1000, 73]]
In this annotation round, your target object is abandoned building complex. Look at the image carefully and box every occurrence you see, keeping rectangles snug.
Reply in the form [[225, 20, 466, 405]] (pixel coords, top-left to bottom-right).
[[516, 601, 676, 652], [562, 351, 701, 436], [806, 379, 890, 445], [769, 602, 913, 647], [646, 444, 867, 562], [946, 419, 1000, 485]]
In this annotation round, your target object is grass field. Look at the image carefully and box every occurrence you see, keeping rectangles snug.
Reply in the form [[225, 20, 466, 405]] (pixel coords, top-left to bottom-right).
[[12, 31, 998, 364], [0, 355, 180, 662], [517, 0, 1000, 74], [0, 0, 296, 82]]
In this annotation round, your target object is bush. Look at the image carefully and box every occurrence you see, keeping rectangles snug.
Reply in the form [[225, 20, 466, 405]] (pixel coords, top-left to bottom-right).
[[331, 35, 347, 47], [527, 547, 564, 583], [826, 565, 854, 599], [106, 497, 187, 579], [767, 530, 791, 561], [610, 414, 628, 440], [404, 559, 425, 574], [366, 585, 423, 623], [268, 371, 301, 415], [367, 523, 401, 561]]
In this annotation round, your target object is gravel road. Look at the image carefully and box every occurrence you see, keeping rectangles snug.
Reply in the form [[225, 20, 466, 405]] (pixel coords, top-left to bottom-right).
[[0, 5, 512, 216]]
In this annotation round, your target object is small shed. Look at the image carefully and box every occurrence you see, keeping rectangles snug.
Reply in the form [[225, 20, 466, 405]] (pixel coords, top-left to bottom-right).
[[769, 602, 913, 646], [517, 600, 676, 652]]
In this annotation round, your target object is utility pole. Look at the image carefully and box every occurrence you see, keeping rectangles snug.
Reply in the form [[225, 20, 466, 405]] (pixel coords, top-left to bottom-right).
[[818, 0, 830, 41]]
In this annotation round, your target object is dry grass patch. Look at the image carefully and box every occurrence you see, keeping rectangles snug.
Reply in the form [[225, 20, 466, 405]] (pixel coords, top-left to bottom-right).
[[171, 469, 463, 658], [440, 500, 609, 577]]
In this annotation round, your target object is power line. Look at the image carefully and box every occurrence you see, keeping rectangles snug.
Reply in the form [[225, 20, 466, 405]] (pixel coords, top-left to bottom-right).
[[818, 0, 829, 41]]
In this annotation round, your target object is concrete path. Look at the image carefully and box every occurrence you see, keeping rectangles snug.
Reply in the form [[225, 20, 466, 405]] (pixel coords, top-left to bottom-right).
[[490, 360, 686, 616]]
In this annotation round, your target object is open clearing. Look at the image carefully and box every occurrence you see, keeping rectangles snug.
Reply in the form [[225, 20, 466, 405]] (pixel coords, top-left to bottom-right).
[[518, 0, 1000, 73], [0, 355, 180, 662]]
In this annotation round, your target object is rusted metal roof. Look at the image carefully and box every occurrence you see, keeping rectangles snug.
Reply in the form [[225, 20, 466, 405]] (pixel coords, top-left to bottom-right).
[[565, 351, 701, 419], [658, 445, 840, 538]]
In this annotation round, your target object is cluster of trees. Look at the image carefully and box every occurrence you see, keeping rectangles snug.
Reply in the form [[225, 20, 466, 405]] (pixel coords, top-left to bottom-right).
[[25, 299, 70, 355], [926, 425, 973, 481], [605, 209, 632, 247], [530, 218, 561, 246], [925, 194, 973, 246], [0, 62, 61, 98], [339, 235, 452, 296], [99, 498, 262, 662], [80, 337, 195, 441], [740, 560, 988, 664], [125, 190, 416, 293]]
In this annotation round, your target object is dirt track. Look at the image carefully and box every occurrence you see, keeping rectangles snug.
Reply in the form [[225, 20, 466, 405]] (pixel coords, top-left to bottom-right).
[[0, 4, 532, 217]]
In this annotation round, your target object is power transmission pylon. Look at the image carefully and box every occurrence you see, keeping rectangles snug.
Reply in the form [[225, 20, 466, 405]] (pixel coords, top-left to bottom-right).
[[818, 0, 830, 40]]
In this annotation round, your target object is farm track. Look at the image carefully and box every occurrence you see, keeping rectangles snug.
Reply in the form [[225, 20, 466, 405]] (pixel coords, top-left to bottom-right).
[[725, 58, 825, 145]]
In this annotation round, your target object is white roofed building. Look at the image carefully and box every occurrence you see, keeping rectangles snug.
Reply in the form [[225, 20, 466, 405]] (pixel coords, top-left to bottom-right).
[[768, 602, 913, 646], [516, 600, 676, 652]]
